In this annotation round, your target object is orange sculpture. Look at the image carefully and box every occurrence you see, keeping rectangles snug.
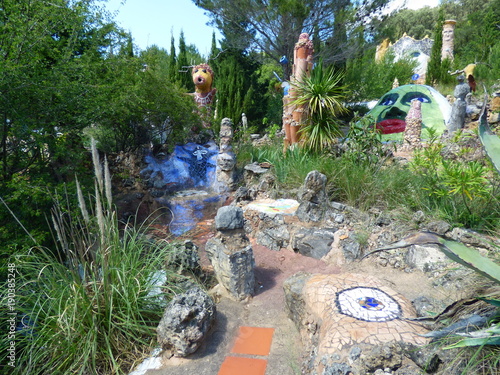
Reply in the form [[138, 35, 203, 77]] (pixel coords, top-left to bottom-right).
[[283, 33, 314, 148]]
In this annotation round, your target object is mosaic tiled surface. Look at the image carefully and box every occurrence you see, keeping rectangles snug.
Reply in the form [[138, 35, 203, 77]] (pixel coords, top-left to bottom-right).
[[336, 286, 402, 322], [303, 273, 429, 355]]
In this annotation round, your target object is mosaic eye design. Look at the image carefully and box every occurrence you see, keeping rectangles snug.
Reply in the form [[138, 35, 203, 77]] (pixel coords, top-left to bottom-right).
[[336, 287, 402, 322]]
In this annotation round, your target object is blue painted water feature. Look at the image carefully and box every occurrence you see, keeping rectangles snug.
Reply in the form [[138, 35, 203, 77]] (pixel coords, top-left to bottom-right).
[[143, 141, 227, 236]]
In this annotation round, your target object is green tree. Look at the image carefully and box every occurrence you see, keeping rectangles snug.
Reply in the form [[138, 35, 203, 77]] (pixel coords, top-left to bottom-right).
[[194, 0, 391, 79], [176, 30, 192, 90]]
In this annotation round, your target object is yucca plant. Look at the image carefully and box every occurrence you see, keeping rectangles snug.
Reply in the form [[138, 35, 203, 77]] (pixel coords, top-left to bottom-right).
[[291, 60, 349, 153], [2, 139, 186, 375]]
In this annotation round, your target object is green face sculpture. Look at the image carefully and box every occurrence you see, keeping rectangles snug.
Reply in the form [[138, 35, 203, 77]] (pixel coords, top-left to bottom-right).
[[366, 84, 451, 137]]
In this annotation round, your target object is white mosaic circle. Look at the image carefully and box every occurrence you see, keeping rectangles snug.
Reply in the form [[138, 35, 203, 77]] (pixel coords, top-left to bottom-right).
[[335, 287, 402, 322]]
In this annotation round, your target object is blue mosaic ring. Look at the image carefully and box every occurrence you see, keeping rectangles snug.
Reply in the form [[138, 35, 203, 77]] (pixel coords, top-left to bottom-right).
[[335, 286, 402, 322]]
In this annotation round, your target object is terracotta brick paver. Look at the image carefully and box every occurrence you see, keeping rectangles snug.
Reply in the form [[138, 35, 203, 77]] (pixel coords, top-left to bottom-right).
[[218, 356, 268, 375], [218, 326, 275, 375], [231, 327, 275, 356]]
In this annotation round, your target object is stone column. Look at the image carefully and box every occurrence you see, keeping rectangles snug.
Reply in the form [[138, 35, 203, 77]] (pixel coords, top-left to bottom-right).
[[441, 20, 456, 61], [205, 206, 255, 301], [215, 118, 236, 191], [403, 99, 422, 151]]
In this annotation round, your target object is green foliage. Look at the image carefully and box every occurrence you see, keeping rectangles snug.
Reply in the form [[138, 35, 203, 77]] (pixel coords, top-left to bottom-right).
[[292, 62, 348, 152], [345, 49, 417, 102], [0, 142, 189, 374], [409, 131, 500, 231], [343, 114, 386, 166]]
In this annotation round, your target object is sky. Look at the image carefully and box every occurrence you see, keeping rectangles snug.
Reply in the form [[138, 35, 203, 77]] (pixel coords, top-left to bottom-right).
[[104, 0, 221, 57], [104, 0, 440, 56]]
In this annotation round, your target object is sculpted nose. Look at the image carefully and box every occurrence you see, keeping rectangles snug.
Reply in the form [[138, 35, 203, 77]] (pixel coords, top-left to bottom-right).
[[385, 106, 406, 118]]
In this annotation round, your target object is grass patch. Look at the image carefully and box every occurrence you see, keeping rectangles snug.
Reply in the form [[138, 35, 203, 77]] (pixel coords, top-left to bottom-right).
[[1, 140, 191, 375]]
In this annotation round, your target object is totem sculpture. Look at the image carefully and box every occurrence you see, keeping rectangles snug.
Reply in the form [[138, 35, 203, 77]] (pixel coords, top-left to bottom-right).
[[283, 33, 314, 148], [441, 20, 456, 61], [447, 75, 470, 133], [402, 99, 422, 151], [215, 118, 236, 191], [191, 63, 216, 127]]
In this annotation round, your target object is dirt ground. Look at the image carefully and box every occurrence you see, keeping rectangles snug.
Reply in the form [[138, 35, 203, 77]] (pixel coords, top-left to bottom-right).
[[144, 226, 452, 375]]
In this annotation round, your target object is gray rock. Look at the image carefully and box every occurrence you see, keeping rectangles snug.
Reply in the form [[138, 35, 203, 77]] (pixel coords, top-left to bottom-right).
[[215, 205, 244, 230], [401, 342, 441, 373], [342, 239, 362, 261], [359, 341, 403, 373], [404, 244, 449, 272], [283, 272, 312, 328], [168, 240, 201, 275], [412, 296, 442, 318], [322, 362, 352, 375], [296, 201, 327, 223], [425, 221, 451, 235], [291, 227, 337, 259], [256, 224, 290, 251], [298, 170, 327, 203], [157, 286, 216, 357], [296, 170, 329, 222], [205, 235, 255, 300], [349, 346, 362, 362]]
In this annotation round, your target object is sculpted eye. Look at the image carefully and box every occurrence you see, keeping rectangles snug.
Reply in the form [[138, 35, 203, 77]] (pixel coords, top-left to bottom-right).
[[401, 92, 431, 105], [380, 93, 398, 106], [194, 69, 199, 73], [202, 69, 207, 73]]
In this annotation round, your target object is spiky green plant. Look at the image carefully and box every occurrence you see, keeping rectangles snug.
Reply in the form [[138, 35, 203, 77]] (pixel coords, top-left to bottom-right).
[[292, 61, 349, 152], [1, 139, 186, 375]]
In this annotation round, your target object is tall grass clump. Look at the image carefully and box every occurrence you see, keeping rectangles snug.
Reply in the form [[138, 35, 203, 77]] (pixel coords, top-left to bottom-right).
[[1, 139, 184, 375]]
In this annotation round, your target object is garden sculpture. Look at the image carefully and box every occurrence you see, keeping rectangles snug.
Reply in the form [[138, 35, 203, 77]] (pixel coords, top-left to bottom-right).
[[441, 20, 456, 61], [283, 33, 314, 148], [403, 99, 422, 150], [191, 63, 216, 127], [447, 75, 470, 133]]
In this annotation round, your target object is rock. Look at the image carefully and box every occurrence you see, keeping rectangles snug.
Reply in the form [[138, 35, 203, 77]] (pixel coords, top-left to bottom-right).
[[298, 170, 328, 203], [401, 342, 441, 373], [296, 170, 329, 222], [412, 296, 442, 318], [215, 205, 244, 230], [359, 341, 403, 373], [342, 239, 362, 261], [205, 234, 255, 300], [254, 212, 290, 251], [283, 272, 312, 327], [425, 221, 451, 235], [291, 227, 337, 259], [404, 244, 449, 272], [321, 362, 352, 375], [157, 286, 216, 358], [168, 240, 201, 275]]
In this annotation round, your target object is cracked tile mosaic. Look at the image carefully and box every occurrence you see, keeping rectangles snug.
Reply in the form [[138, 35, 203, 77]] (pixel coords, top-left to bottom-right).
[[336, 286, 402, 322]]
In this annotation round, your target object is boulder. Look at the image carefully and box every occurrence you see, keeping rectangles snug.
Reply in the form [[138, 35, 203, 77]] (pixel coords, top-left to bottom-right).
[[296, 170, 329, 222], [157, 286, 216, 357], [291, 227, 337, 259], [215, 205, 244, 230]]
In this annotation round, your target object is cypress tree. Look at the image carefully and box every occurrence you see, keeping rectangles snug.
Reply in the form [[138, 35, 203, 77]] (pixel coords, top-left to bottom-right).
[[176, 30, 192, 90], [167, 34, 177, 82], [426, 9, 445, 85]]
